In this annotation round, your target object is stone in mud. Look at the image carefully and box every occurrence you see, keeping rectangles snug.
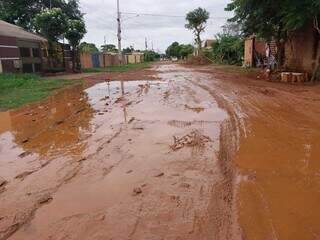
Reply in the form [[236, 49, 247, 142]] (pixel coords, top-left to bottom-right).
[[18, 151, 32, 158], [38, 195, 53, 205], [77, 157, 87, 162], [56, 120, 64, 125], [133, 187, 142, 196], [21, 138, 29, 144], [0, 177, 7, 187], [126, 170, 133, 174], [128, 117, 135, 124], [154, 172, 164, 177]]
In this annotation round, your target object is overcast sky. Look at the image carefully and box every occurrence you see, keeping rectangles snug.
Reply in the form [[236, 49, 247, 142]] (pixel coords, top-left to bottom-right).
[[80, 0, 233, 53]]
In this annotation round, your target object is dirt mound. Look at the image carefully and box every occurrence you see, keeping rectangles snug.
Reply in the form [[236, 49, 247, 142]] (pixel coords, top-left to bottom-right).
[[186, 55, 211, 65]]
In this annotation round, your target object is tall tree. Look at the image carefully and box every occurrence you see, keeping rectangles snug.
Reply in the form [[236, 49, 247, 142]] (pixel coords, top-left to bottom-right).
[[65, 19, 87, 71], [185, 8, 210, 54], [33, 8, 68, 69]]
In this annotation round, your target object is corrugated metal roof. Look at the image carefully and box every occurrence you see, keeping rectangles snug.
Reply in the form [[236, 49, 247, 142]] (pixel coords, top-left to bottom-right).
[[0, 20, 47, 42]]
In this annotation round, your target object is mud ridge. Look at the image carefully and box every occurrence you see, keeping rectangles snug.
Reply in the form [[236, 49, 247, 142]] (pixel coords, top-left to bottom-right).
[[188, 79, 245, 239]]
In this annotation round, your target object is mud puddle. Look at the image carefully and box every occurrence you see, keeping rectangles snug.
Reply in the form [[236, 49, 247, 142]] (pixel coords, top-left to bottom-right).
[[0, 64, 230, 240]]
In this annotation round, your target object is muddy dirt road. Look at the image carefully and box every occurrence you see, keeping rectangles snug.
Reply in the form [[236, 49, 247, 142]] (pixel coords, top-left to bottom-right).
[[0, 63, 320, 239]]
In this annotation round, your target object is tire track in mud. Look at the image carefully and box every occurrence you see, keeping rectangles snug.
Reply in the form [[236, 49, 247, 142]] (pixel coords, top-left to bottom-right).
[[187, 78, 245, 240]]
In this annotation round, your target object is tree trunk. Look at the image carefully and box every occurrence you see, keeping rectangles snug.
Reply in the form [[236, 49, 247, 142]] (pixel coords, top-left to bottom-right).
[[196, 32, 202, 56], [72, 45, 76, 73]]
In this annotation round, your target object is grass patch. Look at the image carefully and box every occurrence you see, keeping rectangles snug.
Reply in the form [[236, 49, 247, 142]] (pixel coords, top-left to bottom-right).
[[83, 62, 151, 73], [0, 74, 80, 110]]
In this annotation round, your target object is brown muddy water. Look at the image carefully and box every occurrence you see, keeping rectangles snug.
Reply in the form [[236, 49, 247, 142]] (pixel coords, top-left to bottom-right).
[[0, 64, 229, 240], [1, 63, 320, 240]]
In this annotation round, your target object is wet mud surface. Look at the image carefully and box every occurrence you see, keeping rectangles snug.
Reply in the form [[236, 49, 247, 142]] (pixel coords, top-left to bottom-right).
[[0, 64, 229, 240], [195, 65, 320, 240], [1, 63, 320, 239]]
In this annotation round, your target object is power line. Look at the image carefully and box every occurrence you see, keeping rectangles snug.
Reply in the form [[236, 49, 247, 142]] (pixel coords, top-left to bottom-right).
[[121, 11, 228, 20]]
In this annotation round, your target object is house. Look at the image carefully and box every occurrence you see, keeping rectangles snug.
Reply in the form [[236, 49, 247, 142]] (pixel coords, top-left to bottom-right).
[[244, 36, 268, 67], [244, 22, 320, 77], [125, 52, 144, 64], [0, 20, 48, 73], [204, 39, 215, 50]]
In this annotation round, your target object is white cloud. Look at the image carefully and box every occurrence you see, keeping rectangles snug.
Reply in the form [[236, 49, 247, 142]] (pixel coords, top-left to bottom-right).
[[80, 0, 232, 52]]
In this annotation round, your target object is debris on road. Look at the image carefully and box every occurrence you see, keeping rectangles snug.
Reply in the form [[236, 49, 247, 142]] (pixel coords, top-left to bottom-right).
[[170, 130, 212, 151]]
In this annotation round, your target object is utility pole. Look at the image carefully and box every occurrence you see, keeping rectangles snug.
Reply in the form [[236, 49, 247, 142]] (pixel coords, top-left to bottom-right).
[[145, 37, 148, 51], [117, 0, 122, 64]]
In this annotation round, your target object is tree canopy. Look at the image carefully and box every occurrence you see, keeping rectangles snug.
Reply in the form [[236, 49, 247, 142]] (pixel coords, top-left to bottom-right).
[[101, 44, 117, 53], [226, 0, 320, 66], [144, 50, 160, 62], [33, 8, 68, 42], [65, 19, 87, 48], [226, 0, 320, 40], [166, 42, 194, 59], [0, 0, 83, 30], [185, 8, 210, 52], [80, 42, 99, 53]]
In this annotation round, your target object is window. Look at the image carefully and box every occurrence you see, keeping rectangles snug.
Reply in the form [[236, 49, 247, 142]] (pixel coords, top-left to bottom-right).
[[32, 48, 40, 58], [20, 47, 31, 57], [23, 64, 33, 73], [34, 63, 42, 72]]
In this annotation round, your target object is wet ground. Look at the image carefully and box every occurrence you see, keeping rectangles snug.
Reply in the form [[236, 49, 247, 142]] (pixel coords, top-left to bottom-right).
[[1, 63, 320, 239]]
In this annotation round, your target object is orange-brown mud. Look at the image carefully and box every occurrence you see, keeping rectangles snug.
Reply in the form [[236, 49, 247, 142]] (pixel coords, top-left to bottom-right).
[[0, 63, 320, 240]]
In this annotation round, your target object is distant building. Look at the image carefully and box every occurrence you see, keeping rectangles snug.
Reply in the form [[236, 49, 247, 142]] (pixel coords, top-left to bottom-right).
[[204, 39, 215, 50], [0, 20, 48, 73], [125, 52, 144, 64]]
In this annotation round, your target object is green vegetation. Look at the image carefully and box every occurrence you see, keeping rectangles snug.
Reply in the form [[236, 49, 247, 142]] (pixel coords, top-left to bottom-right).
[[207, 34, 244, 65], [185, 8, 210, 52], [80, 42, 99, 53], [226, 0, 320, 66], [144, 51, 160, 62], [83, 62, 152, 73], [1, 0, 86, 72], [101, 44, 117, 53], [166, 42, 194, 59], [34, 7, 86, 71], [0, 74, 79, 109]]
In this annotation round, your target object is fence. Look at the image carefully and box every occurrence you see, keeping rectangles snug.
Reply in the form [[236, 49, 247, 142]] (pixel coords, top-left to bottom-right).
[[80, 53, 127, 69]]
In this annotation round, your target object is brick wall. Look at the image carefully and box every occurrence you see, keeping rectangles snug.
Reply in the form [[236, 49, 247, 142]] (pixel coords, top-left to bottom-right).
[[285, 23, 320, 73]]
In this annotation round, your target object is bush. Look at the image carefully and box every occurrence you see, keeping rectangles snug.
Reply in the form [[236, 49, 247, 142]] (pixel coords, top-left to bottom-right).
[[211, 34, 244, 65]]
